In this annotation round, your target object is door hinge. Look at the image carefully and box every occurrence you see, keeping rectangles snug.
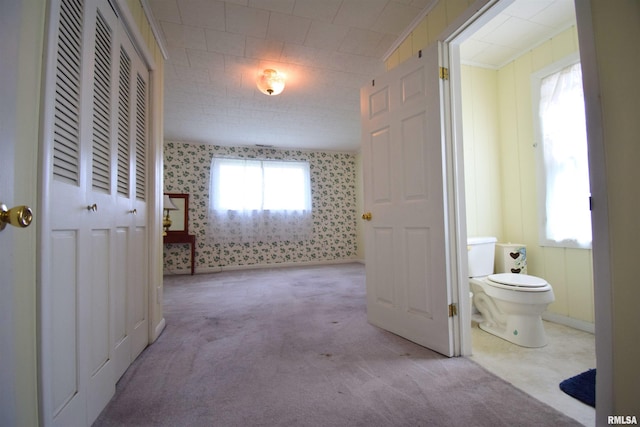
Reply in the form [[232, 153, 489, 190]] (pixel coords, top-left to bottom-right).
[[448, 303, 457, 317], [439, 67, 449, 80]]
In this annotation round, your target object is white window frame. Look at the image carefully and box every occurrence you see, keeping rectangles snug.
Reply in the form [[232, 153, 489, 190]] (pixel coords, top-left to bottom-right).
[[532, 53, 592, 249], [207, 157, 313, 243], [210, 157, 312, 212]]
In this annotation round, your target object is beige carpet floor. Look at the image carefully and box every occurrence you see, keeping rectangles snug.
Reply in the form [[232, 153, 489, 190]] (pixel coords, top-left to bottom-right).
[[94, 263, 582, 427]]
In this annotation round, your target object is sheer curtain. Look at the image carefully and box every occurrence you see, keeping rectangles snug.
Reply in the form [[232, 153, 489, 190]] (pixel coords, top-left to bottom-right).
[[207, 158, 313, 243], [539, 62, 591, 247]]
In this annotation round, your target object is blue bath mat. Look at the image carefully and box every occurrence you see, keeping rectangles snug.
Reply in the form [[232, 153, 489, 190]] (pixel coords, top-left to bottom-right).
[[559, 368, 595, 407]]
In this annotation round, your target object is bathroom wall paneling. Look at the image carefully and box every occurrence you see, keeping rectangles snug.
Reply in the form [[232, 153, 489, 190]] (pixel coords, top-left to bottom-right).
[[461, 26, 594, 325]]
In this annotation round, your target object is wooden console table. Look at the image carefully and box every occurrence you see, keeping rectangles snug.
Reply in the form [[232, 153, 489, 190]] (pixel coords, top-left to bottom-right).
[[163, 193, 195, 275], [163, 233, 196, 275]]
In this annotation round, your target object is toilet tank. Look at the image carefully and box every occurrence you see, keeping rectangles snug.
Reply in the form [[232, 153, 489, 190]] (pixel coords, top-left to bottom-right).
[[467, 237, 497, 278]]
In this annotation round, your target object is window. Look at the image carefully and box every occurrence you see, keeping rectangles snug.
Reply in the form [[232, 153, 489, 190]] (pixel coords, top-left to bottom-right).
[[208, 158, 312, 243], [534, 58, 591, 248]]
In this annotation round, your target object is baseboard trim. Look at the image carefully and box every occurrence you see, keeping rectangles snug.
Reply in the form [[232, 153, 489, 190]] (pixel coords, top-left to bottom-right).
[[151, 317, 166, 342], [163, 258, 364, 275], [543, 312, 595, 334]]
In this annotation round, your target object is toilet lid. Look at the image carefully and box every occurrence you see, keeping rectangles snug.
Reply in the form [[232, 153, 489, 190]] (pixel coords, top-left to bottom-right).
[[488, 273, 548, 289]]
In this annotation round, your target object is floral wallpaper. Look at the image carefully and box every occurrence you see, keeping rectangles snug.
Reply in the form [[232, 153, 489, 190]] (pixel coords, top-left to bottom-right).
[[163, 141, 358, 273]]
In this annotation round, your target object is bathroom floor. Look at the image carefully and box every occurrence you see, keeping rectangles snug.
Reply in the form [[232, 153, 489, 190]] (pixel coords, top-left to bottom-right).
[[470, 319, 596, 426]]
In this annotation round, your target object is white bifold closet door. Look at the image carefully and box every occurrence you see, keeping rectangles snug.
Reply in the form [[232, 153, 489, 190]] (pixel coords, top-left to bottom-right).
[[39, 0, 149, 425]]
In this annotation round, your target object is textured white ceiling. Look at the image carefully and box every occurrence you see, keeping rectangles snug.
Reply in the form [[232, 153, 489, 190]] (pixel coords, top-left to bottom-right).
[[149, 0, 431, 152], [460, 0, 576, 69], [149, 0, 576, 152]]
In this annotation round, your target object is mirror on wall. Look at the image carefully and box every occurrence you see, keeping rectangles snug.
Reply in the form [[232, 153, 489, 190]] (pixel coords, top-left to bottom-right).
[[164, 193, 189, 234]]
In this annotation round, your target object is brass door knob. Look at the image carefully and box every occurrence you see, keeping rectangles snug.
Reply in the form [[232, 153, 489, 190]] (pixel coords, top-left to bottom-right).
[[361, 212, 372, 221], [0, 204, 33, 231], [87, 203, 98, 212]]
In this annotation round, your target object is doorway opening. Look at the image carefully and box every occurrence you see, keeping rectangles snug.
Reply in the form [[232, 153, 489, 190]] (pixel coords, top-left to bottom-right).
[[445, 0, 596, 424]]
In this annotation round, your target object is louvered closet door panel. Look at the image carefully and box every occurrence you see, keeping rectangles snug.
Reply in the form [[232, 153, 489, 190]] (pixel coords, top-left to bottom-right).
[[44, 0, 117, 425], [91, 9, 113, 193], [126, 34, 150, 362], [130, 223, 148, 359], [49, 230, 82, 426], [85, 2, 120, 423], [108, 10, 136, 385], [134, 73, 147, 201], [112, 26, 149, 371], [116, 46, 131, 197], [52, 0, 83, 185], [40, 0, 153, 424], [131, 68, 149, 359], [44, 0, 89, 425], [112, 226, 131, 381]]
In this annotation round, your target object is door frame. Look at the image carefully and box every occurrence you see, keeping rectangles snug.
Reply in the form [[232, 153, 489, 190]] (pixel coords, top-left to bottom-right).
[[1, 2, 26, 425], [440, 0, 517, 358], [439, 0, 611, 418], [0, 1, 44, 425]]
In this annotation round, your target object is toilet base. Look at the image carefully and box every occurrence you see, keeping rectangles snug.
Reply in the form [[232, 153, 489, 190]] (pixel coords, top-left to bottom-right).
[[470, 277, 553, 348], [478, 314, 548, 348]]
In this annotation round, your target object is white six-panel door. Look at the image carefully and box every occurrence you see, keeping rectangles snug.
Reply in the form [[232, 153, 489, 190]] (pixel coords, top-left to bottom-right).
[[360, 43, 453, 357], [39, 0, 149, 425]]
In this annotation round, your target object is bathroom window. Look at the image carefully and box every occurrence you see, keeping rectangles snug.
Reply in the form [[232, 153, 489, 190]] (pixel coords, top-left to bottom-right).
[[207, 157, 312, 243], [533, 57, 592, 249]]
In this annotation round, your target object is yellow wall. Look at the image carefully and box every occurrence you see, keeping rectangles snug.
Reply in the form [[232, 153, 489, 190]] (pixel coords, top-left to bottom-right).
[[126, 0, 165, 67], [460, 66, 503, 239], [385, 0, 475, 70], [495, 26, 594, 324], [460, 27, 594, 325]]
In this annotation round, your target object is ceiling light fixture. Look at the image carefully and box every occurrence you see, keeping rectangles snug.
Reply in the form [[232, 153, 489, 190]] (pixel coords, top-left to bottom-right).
[[257, 69, 285, 96]]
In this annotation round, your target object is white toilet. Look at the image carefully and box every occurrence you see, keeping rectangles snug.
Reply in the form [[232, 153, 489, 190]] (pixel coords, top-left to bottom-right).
[[468, 237, 555, 348]]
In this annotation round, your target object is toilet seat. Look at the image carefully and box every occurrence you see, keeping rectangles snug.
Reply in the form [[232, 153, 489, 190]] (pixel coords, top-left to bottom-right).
[[487, 273, 551, 292]]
